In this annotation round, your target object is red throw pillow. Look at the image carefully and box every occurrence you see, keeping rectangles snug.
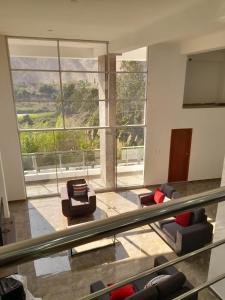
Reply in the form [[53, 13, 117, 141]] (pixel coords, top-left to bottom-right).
[[154, 189, 165, 204], [176, 212, 191, 227], [110, 284, 135, 300]]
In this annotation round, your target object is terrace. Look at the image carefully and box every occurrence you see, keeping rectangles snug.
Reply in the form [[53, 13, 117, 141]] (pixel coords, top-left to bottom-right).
[[23, 146, 144, 197]]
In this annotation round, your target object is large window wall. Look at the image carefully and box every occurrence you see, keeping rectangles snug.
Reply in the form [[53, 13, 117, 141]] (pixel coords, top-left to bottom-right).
[[8, 38, 147, 198]]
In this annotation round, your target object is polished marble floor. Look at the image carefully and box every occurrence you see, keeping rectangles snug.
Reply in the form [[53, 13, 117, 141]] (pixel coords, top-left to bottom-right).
[[8, 179, 221, 300]]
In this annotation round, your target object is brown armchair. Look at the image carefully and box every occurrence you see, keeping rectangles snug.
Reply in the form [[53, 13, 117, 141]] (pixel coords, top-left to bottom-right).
[[61, 179, 96, 218]]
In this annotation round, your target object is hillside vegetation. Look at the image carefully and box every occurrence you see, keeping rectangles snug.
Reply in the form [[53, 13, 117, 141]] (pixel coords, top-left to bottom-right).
[[12, 58, 146, 156]]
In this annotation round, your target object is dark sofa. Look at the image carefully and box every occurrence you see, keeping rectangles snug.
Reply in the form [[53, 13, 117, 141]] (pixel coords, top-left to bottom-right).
[[90, 256, 198, 300], [139, 184, 213, 256], [152, 208, 213, 256], [139, 184, 180, 206]]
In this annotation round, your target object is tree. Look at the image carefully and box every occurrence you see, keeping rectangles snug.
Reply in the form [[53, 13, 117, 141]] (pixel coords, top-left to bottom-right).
[[116, 60, 146, 147], [39, 83, 58, 100], [18, 59, 146, 155], [62, 81, 99, 128]]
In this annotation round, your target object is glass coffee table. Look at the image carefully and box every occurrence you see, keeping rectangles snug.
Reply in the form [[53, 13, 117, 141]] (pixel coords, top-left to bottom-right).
[[67, 207, 119, 256]]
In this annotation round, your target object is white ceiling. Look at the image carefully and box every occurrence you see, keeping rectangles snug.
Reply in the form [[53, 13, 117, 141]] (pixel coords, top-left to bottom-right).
[[1, 0, 225, 52]]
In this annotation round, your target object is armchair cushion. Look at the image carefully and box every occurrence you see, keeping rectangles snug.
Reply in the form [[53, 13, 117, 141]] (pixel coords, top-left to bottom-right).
[[189, 208, 206, 225], [126, 285, 158, 300], [154, 255, 179, 276], [132, 274, 158, 291], [160, 184, 175, 198], [156, 218, 174, 229], [90, 280, 105, 292], [171, 191, 180, 199], [162, 222, 177, 242], [71, 198, 88, 206], [139, 192, 155, 206], [144, 275, 171, 288], [90, 281, 109, 300], [157, 272, 186, 299]]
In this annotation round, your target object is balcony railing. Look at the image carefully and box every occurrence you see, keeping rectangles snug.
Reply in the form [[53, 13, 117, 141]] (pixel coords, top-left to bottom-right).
[[0, 186, 225, 267], [21, 146, 144, 181], [1, 187, 225, 299]]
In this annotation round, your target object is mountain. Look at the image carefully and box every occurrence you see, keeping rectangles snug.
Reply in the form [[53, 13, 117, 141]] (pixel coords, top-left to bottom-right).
[[11, 57, 99, 87]]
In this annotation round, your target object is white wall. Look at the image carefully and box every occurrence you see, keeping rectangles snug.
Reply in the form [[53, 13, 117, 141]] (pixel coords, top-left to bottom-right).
[[144, 42, 225, 185], [0, 35, 26, 201], [180, 29, 225, 55], [184, 50, 225, 104]]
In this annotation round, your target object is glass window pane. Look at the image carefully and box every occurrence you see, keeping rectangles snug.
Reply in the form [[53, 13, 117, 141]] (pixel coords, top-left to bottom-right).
[[12, 71, 61, 129], [23, 153, 58, 197], [61, 72, 103, 128], [54, 130, 87, 151], [116, 127, 144, 187], [54, 130, 102, 190], [12, 71, 60, 101], [54, 130, 88, 185], [8, 38, 59, 70], [62, 72, 106, 101], [116, 100, 145, 125], [17, 102, 62, 129], [20, 131, 58, 197], [116, 73, 147, 100], [59, 41, 107, 71], [85, 129, 105, 190], [20, 131, 56, 153], [64, 100, 99, 127], [116, 47, 147, 72]]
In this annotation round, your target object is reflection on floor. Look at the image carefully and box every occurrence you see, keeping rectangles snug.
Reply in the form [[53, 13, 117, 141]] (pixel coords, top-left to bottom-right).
[[9, 179, 221, 300]]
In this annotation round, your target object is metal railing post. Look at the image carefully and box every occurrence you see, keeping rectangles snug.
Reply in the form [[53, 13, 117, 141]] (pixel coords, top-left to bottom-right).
[[82, 151, 85, 169], [58, 153, 62, 172], [32, 154, 38, 173]]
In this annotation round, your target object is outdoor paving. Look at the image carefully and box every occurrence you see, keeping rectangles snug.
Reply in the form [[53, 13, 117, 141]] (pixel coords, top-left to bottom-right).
[[25, 168, 144, 197]]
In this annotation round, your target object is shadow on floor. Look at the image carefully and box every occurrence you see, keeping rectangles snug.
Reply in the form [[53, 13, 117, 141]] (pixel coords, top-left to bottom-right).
[[28, 202, 57, 237], [67, 206, 107, 226], [70, 241, 129, 271]]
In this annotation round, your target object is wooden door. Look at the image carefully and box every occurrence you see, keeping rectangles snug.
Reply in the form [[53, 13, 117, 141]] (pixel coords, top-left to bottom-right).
[[168, 128, 192, 182]]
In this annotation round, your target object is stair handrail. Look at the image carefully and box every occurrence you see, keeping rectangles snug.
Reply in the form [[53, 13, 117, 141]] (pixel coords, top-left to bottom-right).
[[0, 186, 225, 269], [80, 236, 225, 299]]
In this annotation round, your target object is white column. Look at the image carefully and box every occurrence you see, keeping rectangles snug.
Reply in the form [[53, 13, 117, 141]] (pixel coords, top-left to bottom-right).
[[208, 156, 225, 299], [98, 55, 116, 189], [0, 35, 26, 201], [0, 152, 10, 217]]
